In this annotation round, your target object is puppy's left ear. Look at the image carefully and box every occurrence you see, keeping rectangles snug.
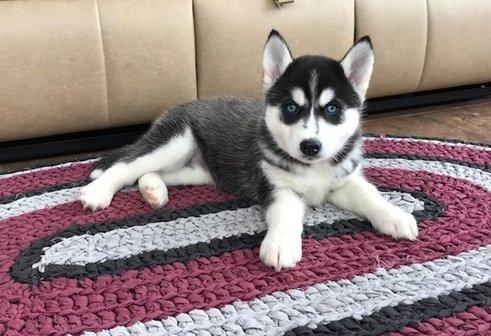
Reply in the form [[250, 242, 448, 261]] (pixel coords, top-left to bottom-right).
[[263, 29, 293, 91], [340, 36, 374, 100]]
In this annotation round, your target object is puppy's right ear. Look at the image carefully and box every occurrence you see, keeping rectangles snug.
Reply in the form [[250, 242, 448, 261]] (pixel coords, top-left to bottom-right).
[[263, 30, 293, 91], [340, 36, 374, 100]]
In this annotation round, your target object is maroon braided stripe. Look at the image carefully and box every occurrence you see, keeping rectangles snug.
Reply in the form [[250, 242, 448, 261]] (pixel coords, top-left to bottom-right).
[[0, 186, 235, 272], [0, 162, 94, 198], [0, 168, 488, 335], [364, 138, 491, 166]]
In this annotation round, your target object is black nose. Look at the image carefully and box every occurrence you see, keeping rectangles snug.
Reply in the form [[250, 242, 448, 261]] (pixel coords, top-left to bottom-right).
[[300, 139, 322, 157]]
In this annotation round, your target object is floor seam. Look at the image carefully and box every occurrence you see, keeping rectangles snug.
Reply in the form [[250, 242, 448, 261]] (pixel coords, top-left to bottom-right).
[[94, 0, 110, 127], [415, 0, 430, 90]]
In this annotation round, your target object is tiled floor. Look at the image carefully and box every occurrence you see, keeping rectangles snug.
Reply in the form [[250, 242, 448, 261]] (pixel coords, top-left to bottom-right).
[[1, 97, 490, 172]]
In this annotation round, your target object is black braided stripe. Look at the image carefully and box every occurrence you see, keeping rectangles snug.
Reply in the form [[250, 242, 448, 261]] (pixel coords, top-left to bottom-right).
[[10, 188, 442, 284], [10, 198, 255, 283], [284, 282, 491, 336], [0, 179, 90, 205]]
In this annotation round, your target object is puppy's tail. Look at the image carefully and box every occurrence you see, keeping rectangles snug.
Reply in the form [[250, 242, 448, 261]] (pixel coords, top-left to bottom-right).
[[90, 147, 127, 180]]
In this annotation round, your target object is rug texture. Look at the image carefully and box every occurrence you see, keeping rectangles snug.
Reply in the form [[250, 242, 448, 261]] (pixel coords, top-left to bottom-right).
[[0, 135, 490, 336]]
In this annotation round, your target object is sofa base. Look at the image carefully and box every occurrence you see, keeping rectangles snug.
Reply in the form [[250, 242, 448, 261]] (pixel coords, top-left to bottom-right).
[[1, 83, 490, 163]]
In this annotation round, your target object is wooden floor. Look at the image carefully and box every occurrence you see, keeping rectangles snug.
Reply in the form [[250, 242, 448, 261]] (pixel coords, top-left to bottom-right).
[[364, 97, 491, 143], [1, 97, 490, 172]]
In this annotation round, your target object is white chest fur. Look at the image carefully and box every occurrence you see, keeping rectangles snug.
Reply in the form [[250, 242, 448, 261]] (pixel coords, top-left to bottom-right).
[[261, 161, 355, 206]]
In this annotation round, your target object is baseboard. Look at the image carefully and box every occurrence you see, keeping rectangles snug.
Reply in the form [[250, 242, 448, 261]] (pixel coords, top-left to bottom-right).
[[365, 83, 491, 113], [0, 125, 148, 163], [1, 83, 490, 163]]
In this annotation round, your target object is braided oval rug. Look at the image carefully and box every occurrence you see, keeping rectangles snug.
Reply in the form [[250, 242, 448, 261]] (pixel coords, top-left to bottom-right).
[[1, 135, 490, 336]]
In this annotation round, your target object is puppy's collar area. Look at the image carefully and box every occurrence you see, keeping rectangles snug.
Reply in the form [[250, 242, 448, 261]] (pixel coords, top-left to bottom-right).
[[258, 121, 310, 167], [330, 130, 363, 166]]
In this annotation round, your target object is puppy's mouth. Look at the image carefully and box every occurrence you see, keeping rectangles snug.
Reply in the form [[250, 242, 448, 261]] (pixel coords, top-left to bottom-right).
[[296, 153, 328, 164], [301, 155, 317, 161]]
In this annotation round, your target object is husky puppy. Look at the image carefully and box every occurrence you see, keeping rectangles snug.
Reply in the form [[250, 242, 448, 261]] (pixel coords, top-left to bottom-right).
[[79, 30, 417, 270]]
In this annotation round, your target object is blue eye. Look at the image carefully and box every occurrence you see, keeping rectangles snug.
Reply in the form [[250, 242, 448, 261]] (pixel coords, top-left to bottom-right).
[[324, 103, 340, 115], [282, 103, 299, 116]]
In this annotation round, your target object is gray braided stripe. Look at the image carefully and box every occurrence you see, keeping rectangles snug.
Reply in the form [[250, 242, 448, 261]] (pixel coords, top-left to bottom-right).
[[2, 158, 488, 221], [33, 191, 423, 272], [0, 187, 82, 220], [364, 158, 491, 191], [83, 245, 491, 336], [0, 186, 136, 221]]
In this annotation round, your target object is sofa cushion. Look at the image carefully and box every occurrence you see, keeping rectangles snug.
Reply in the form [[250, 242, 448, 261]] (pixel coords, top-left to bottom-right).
[[355, 0, 427, 97], [98, 0, 196, 128], [0, 0, 196, 141], [418, 0, 491, 91], [0, 0, 108, 141], [194, 0, 355, 98]]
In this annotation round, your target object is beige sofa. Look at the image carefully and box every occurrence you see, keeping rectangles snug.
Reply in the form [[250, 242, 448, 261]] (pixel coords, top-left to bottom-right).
[[1, 0, 490, 142]]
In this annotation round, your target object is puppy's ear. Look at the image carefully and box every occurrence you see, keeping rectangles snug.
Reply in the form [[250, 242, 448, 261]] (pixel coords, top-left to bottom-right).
[[340, 36, 374, 100], [263, 29, 293, 91]]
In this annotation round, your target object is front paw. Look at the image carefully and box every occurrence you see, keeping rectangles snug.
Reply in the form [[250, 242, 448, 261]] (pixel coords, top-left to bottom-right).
[[259, 231, 302, 271], [371, 206, 418, 240], [79, 182, 114, 211]]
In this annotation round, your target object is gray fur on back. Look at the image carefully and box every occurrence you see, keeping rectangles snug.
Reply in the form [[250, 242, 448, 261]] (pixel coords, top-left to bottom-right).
[[96, 97, 274, 204], [174, 97, 272, 203], [167, 97, 269, 201]]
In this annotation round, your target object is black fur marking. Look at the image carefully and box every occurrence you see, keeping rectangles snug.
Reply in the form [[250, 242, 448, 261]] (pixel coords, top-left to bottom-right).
[[10, 188, 441, 283], [279, 101, 308, 125], [259, 121, 310, 167], [317, 99, 345, 125], [337, 159, 360, 178], [330, 129, 362, 165], [265, 55, 361, 127], [256, 173, 275, 207], [262, 156, 294, 173]]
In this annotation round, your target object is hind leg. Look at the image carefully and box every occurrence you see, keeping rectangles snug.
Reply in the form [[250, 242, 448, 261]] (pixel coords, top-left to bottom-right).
[[138, 172, 169, 209], [161, 165, 213, 186], [138, 165, 213, 209], [79, 127, 196, 211]]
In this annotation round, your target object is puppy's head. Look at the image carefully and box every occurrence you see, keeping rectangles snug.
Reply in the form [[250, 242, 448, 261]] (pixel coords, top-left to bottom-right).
[[262, 30, 374, 163]]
